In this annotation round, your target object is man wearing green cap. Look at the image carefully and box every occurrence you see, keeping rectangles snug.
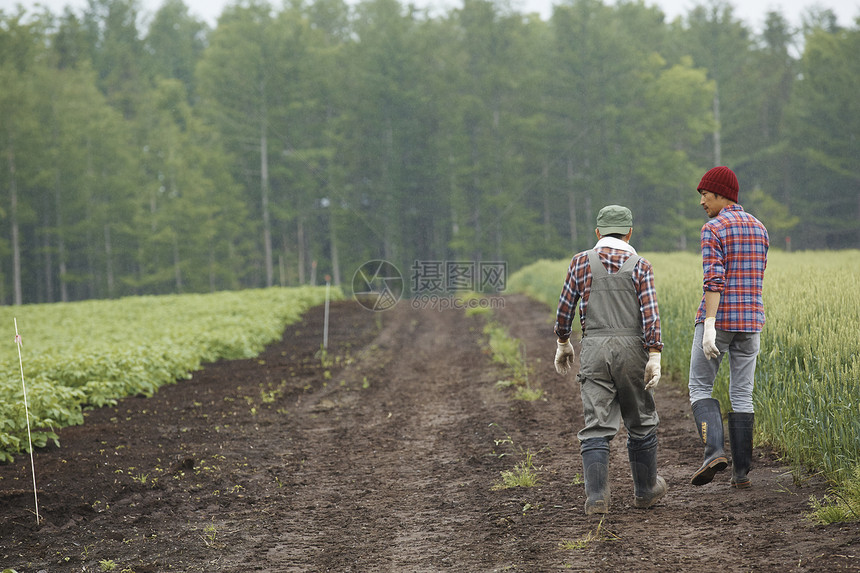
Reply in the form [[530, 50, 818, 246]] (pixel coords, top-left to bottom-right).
[[554, 205, 666, 515]]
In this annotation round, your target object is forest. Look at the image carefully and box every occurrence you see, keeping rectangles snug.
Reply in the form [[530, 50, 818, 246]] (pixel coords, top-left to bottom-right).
[[0, 0, 857, 305]]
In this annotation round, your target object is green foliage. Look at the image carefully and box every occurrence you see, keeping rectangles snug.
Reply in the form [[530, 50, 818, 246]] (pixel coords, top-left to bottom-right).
[[509, 251, 860, 520], [3, 1, 857, 307], [808, 464, 860, 524], [483, 321, 543, 401], [782, 25, 860, 249], [491, 450, 540, 490], [489, 424, 541, 490], [0, 286, 340, 461], [505, 259, 570, 328], [754, 251, 860, 482]]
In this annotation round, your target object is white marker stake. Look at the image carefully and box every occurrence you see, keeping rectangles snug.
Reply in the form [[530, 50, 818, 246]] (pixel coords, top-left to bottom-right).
[[14, 318, 40, 526], [323, 275, 331, 350]]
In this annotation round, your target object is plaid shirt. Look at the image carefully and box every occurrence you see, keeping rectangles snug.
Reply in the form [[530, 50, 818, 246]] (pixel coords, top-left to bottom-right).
[[696, 204, 769, 332], [555, 240, 663, 351]]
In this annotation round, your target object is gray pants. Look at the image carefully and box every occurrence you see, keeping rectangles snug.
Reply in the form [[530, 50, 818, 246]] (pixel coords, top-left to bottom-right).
[[577, 336, 659, 443], [688, 322, 760, 413]]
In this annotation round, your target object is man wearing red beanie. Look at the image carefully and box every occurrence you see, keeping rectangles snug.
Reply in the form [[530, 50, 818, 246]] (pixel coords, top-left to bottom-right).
[[689, 166, 768, 489]]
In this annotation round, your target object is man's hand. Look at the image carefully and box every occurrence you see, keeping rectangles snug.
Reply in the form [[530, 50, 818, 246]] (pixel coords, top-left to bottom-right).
[[555, 340, 575, 375], [644, 352, 661, 390], [702, 317, 719, 359]]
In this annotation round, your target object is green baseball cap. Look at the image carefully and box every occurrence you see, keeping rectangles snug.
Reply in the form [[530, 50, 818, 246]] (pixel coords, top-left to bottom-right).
[[596, 204, 633, 235]]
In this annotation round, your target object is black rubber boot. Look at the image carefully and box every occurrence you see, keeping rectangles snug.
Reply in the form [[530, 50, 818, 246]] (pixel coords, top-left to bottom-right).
[[581, 438, 610, 515], [627, 433, 667, 509], [728, 412, 755, 489], [690, 398, 728, 486]]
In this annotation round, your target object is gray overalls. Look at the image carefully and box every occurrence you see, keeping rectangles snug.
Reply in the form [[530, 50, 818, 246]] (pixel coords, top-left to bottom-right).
[[577, 250, 659, 444]]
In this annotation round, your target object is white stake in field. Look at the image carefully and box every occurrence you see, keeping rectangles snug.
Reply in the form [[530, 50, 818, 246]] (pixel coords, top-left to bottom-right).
[[14, 318, 40, 526]]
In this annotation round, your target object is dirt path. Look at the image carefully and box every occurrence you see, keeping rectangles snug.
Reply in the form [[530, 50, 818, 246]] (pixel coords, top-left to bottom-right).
[[1, 295, 857, 572]]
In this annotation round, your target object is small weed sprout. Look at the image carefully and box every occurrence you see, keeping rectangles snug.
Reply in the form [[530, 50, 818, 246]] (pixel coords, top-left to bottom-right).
[[203, 524, 218, 545], [559, 517, 619, 550], [492, 450, 540, 490], [99, 560, 117, 572], [489, 423, 543, 491], [316, 345, 334, 369], [260, 389, 278, 404]]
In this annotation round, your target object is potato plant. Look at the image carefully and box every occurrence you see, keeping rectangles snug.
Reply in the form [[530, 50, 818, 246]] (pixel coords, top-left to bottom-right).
[[0, 286, 340, 461]]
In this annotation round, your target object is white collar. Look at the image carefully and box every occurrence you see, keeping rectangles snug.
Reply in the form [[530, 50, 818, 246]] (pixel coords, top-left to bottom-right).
[[594, 236, 637, 254]]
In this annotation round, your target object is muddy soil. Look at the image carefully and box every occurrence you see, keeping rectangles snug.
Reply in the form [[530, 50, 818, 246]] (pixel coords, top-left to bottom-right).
[[1, 295, 858, 572]]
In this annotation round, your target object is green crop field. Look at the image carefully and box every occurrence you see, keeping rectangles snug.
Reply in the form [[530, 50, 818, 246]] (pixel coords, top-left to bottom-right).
[[508, 251, 860, 491], [0, 286, 340, 461]]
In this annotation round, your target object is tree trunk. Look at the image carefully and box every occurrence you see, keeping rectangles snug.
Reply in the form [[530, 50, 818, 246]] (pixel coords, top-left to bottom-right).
[[86, 138, 96, 299], [43, 204, 53, 303], [261, 113, 273, 287], [713, 83, 722, 166], [470, 131, 482, 263], [382, 117, 395, 262], [567, 157, 578, 250], [86, 199, 95, 299], [105, 224, 115, 297], [54, 169, 69, 302], [209, 245, 216, 292], [450, 154, 460, 242], [329, 208, 341, 286], [173, 233, 182, 292], [543, 162, 551, 244], [8, 145, 22, 305], [278, 252, 286, 287], [297, 221, 305, 285], [59, 250, 69, 302]]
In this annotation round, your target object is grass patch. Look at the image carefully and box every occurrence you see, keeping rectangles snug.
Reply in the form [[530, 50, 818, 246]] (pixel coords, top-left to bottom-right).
[[483, 321, 543, 402], [808, 465, 860, 524], [491, 450, 540, 490]]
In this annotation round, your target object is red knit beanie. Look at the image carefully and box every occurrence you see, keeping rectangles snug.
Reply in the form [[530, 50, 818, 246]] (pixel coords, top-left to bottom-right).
[[697, 166, 738, 202]]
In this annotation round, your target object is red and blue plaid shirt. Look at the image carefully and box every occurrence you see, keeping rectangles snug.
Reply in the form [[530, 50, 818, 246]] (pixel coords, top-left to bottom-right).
[[696, 204, 769, 332], [554, 241, 663, 351]]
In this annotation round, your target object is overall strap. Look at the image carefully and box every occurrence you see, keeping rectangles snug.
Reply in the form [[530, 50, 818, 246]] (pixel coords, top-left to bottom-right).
[[620, 254, 641, 273], [586, 250, 607, 277], [587, 250, 640, 277]]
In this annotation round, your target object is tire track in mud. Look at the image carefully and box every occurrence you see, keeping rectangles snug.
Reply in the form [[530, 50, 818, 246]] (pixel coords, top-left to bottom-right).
[[268, 303, 520, 571]]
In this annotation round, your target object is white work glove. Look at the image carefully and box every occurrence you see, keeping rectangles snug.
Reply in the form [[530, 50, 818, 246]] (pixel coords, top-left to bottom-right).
[[702, 317, 719, 360], [554, 340, 575, 375], [644, 352, 661, 390]]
